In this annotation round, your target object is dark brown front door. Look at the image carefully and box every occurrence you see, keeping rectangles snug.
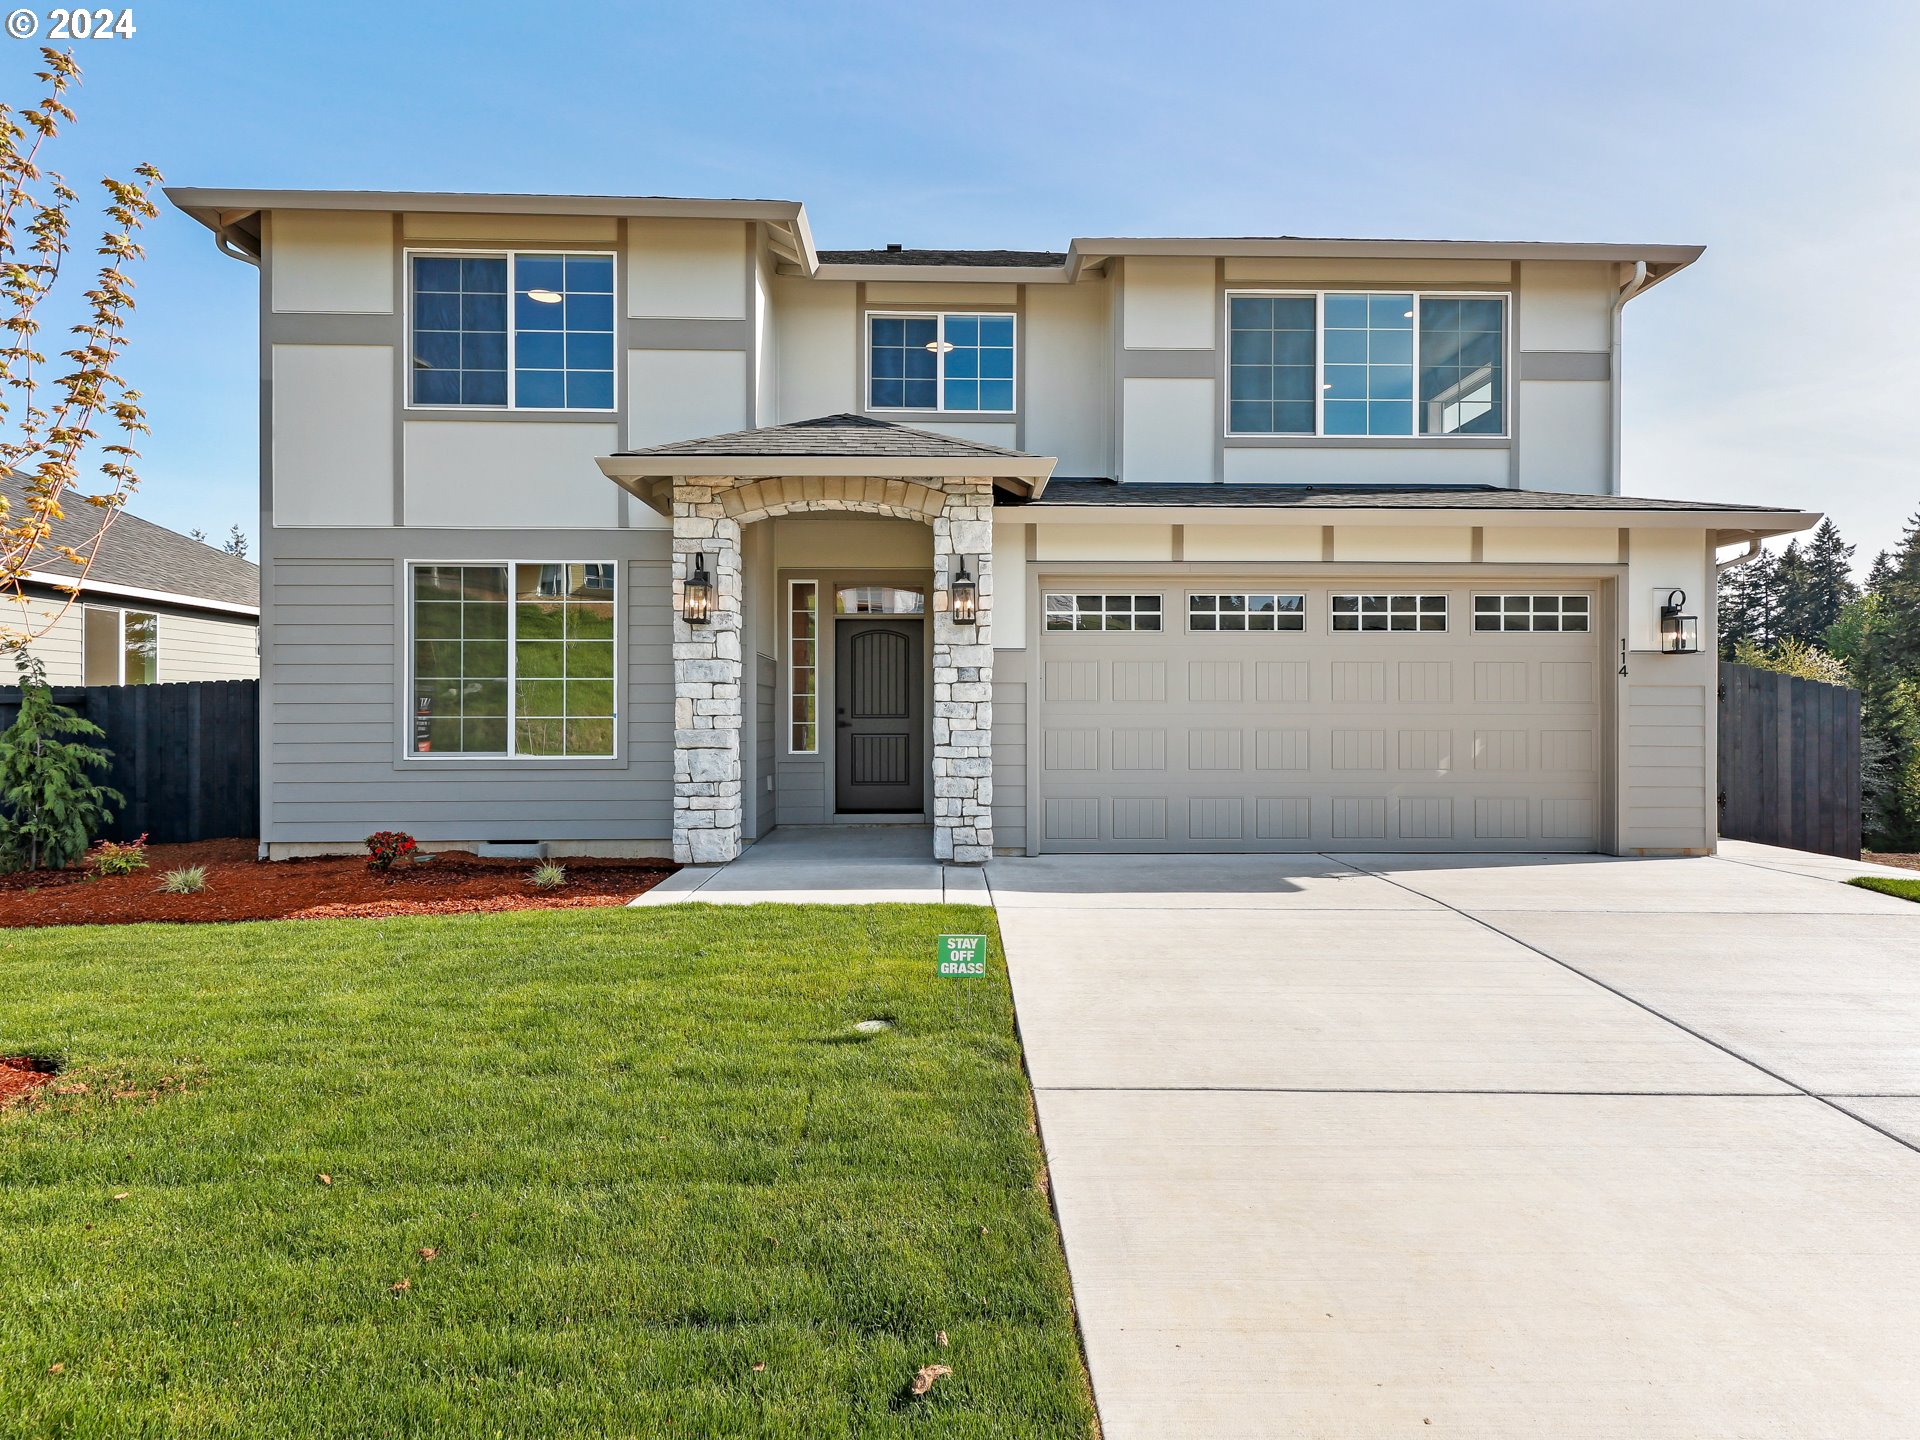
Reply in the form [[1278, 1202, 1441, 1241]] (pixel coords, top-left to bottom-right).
[[835, 617, 924, 814]]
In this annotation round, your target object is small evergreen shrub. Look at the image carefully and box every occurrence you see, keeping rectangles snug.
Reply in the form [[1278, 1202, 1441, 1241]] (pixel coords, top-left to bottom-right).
[[529, 861, 567, 890], [364, 831, 418, 871], [0, 652, 123, 872], [85, 833, 149, 877], [159, 865, 207, 894]]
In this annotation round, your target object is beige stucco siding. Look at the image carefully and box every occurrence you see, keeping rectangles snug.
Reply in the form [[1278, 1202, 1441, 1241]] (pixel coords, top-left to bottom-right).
[[157, 610, 259, 682]]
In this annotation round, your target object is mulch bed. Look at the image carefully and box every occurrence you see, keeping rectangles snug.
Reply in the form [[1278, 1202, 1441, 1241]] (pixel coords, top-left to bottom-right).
[[1863, 852, 1920, 873], [0, 1056, 57, 1108], [0, 840, 676, 927]]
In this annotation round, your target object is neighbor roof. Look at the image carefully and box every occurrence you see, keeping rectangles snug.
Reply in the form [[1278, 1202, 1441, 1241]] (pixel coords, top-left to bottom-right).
[[816, 249, 1068, 268], [3, 475, 259, 612]]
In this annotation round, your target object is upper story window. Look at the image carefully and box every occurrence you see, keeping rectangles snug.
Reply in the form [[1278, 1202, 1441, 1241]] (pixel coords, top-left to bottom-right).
[[1227, 292, 1507, 439], [410, 251, 616, 411], [868, 312, 1015, 413]]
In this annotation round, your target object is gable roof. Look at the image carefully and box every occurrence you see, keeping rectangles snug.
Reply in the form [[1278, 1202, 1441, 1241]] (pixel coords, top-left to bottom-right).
[[3, 475, 259, 612], [617, 413, 1034, 461]]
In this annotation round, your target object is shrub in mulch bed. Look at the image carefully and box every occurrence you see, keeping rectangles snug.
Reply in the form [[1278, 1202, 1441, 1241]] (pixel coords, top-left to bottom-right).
[[0, 839, 676, 927]]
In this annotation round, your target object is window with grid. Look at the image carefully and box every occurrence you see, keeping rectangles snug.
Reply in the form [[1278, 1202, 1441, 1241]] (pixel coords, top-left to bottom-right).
[[1226, 291, 1507, 437], [409, 563, 616, 758], [411, 252, 615, 410], [1331, 594, 1448, 632], [1227, 296, 1317, 435], [1043, 594, 1163, 632], [1188, 593, 1305, 631], [789, 581, 819, 753], [868, 312, 1015, 412], [1473, 594, 1590, 632]]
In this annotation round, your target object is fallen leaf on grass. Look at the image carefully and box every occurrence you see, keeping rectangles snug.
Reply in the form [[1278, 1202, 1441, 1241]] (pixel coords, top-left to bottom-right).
[[111, 1192, 129, 1202], [47, 1363, 63, 1375], [391, 1278, 411, 1293], [751, 1362, 766, 1372], [317, 1174, 332, 1186], [50, 1083, 87, 1095], [936, 1330, 948, 1347], [910, 1364, 952, 1397], [418, 1248, 438, 1261]]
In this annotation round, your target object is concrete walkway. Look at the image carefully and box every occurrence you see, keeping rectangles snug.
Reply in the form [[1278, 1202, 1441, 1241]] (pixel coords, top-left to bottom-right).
[[631, 825, 987, 905], [989, 847, 1920, 1438]]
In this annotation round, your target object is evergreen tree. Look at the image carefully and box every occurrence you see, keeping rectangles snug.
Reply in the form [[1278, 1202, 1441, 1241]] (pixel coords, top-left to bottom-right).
[[1777, 520, 1858, 645], [1867, 549, 1895, 594], [0, 652, 123, 871], [1717, 544, 1780, 656]]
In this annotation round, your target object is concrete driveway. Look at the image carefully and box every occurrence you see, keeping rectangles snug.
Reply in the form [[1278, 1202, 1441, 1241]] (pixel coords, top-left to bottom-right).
[[988, 843, 1920, 1438]]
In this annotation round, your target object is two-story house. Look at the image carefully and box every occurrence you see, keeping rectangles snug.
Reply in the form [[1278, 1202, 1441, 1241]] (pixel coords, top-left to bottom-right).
[[170, 188, 1816, 864]]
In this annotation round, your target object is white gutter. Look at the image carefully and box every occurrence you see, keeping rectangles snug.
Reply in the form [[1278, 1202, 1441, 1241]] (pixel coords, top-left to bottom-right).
[[16, 569, 259, 617], [1715, 536, 1765, 573], [1608, 260, 1651, 494]]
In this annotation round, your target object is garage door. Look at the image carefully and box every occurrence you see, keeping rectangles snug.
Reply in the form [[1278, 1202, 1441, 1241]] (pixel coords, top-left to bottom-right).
[[1033, 581, 1604, 853]]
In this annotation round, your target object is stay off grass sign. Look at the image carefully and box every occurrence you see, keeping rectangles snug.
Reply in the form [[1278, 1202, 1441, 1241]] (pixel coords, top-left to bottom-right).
[[936, 933, 987, 977]]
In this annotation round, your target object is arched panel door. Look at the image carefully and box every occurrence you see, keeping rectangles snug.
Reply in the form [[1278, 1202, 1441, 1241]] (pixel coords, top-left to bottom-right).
[[835, 618, 924, 814]]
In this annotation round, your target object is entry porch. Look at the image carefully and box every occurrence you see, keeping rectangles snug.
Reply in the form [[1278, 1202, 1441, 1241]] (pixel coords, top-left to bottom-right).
[[599, 414, 1055, 865]]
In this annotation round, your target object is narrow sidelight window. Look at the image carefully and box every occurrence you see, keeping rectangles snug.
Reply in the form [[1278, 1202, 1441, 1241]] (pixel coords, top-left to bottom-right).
[[789, 581, 819, 753]]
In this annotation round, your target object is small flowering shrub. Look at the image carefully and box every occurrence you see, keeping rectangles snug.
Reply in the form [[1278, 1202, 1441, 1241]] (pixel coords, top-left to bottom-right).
[[364, 830, 419, 872], [85, 834, 149, 877]]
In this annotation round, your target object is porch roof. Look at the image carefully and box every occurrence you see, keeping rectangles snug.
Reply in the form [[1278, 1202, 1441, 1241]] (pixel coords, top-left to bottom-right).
[[597, 414, 1057, 513]]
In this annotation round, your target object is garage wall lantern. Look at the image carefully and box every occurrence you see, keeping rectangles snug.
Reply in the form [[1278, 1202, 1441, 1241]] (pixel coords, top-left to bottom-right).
[[1659, 589, 1698, 654], [949, 556, 978, 625], [682, 553, 712, 626]]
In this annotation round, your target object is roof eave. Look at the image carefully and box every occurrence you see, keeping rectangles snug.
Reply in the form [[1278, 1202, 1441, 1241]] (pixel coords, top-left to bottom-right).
[[797, 262, 1072, 284], [1067, 236, 1705, 275], [1006, 500, 1816, 537]]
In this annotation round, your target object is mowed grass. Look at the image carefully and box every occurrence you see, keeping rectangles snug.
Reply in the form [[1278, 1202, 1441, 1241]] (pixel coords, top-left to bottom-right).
[[0, 906, 1095, 1438], [1850, 875, 1920, 903]]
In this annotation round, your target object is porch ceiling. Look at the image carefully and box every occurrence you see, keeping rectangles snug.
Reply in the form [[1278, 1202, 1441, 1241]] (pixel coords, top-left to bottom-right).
[[596, 414, 1057, 515]]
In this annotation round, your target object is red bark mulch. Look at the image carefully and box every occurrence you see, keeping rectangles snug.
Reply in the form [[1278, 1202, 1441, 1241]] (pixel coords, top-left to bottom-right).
[[0, 1056, 57, 1108], [0, 839, 676, 927], [1863, 852, 1920, 873]]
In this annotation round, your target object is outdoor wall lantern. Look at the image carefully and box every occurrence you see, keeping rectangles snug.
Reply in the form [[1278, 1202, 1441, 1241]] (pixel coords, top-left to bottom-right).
[[1659, 589, 1698, 654], [949, 556, 978, 625], [682, 553, 713, 626]]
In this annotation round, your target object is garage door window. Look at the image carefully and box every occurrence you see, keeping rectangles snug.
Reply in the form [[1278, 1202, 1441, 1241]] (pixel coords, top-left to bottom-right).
[[1331, 594, 1447, 633], [1474, 594, 1590, 632], [1188, 593, 1305, 631], [1044, 594, 1162, 632]]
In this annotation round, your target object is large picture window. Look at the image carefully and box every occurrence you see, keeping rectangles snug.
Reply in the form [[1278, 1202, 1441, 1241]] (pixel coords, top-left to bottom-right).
[[868, 312, 1015, 413], [410, 252, 616, 411], [410, 563, 617, 758], [1226, 291, 1507, 438]]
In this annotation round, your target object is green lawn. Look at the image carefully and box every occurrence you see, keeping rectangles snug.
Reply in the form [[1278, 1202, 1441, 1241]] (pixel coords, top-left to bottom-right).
[[1849, 875, 1920, 902], [0, 906, 1096, 1438]]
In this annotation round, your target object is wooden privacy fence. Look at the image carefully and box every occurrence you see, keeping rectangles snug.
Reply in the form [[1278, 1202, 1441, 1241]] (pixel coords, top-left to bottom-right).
[[0, 680, 258, 844], [1717, 661, 1860, 860]]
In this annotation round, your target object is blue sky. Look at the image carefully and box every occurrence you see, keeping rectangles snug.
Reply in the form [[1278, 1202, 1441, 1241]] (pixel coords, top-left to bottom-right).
[[17, 0, 1920, 567]]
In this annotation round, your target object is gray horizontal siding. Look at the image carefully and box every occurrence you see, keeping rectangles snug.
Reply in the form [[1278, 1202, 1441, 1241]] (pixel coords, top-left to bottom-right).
[[263, 546, 672, 845], [777, 758, 826, 826], [992, 676, 1027, 852]]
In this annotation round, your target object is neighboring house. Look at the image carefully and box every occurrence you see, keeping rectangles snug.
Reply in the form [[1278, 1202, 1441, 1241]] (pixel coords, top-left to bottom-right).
[[169, 187, 1815, 862], [2, 473, 260, 687]]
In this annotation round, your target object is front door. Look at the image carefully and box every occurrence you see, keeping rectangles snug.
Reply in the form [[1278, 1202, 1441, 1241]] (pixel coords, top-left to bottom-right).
[[835, 617, 924, 813]]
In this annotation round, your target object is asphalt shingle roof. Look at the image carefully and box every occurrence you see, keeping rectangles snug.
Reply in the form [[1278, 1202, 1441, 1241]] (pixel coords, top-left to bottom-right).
[[618, 414, 1035, 461], [816, 248, 1067, 267], [999, 480, 1802, 514], [3, 474, 259, 608]]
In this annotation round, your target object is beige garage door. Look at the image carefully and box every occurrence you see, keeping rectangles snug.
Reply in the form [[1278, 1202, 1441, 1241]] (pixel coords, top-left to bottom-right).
[[1033, 581, 1605, 853]]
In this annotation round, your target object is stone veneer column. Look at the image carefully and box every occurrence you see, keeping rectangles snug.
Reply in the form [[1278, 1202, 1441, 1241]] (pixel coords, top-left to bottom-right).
[[932, 478, 995, 864], [671, 480, 744, 864]]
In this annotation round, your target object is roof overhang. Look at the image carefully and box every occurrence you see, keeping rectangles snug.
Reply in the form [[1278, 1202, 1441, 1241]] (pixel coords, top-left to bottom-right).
[[167, 188, 817, 270], [599, 452, 1056, 516], [14, 569, 259, 617], [1002, 499, 1816, 540]]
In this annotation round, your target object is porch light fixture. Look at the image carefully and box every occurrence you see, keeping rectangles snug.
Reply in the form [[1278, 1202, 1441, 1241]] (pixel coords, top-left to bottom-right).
[[1659, 589, 1698, 654], [950, 557, 978, 625], [525, 288, 564, 304], [682, 553, 713, 626]]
